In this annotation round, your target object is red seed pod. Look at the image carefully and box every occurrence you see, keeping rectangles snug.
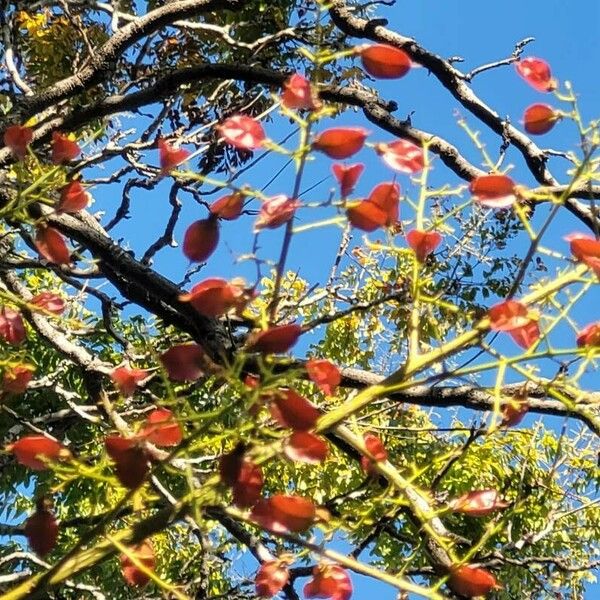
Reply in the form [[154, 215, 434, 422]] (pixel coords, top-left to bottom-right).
[[105, 435, 149, 490], [367, 182, 400, 226], [312, 127, 369, 160], [24, 501, 59, 557], [470, 174, 517, 209], [346, 199, 387, 232], [515, 57, 556, 92], [255, 560, 290, 598], [281, 73, 319, 111], [232, 460, 264, 508], [51, 132, 80, 164], [501, 397, 529, 427], [306, 359, 341, 396], [331, 163, 364, 198], [375, 139, 424, 174], [361, 44, 412, 79], [523, 103, 559, 135], [31, 292, 66, 315], [508, 319, 540, 350], [2, 364, 35, 394], [448, 565, 500, 598], [304, 564, 353, 600], [218, 115, 266, 150], [210, 191, 245, 220], [111, 365, 148, 397], [219, 442, 247, 487], [360, 432, 388, 474], [406, 229, 443, 263], [244, 373, 261, 389], [254, 195, 301, 231], [183, 217, 220, 262], [449, 489, 509, 517], [270, 388, 320, 431], [158, 137, 190, 174], [488, 300, 530, 331], [4, 124, 33, 160], [120, 541, 156, 587], [160, 343, 205, 382], [10, 435, 66, 470], [251, 494, 316, 533], [57, 180, 91, 213], [179, 277, 248, 317], [0, 306, 26, 345], [283, 431, 329, 464], [35, 226, 71, 265], [246, 323, 303, 354], [566, 233, 600, 278], [488, 300, 539, 349], [140, 408, 183, 447], [577, 321, 600, 347]]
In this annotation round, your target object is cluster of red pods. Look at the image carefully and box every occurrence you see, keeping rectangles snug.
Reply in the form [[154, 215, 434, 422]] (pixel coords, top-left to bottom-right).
[[1, 43, 597, 599]]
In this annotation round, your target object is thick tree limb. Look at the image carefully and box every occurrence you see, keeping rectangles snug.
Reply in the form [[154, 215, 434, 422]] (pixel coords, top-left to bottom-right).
[[337, 367, 600, 435], [0, 270, 112, 374], [8, 0, 249, 121], [32, 205, 234, 362]]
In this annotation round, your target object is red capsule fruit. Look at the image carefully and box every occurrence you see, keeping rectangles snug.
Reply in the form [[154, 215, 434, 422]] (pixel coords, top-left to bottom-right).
[[57, 180, 91, 213], [251, 494, 316, 534], [361, 44, 411, 79], [51, 132, 80, 164], [448, 565, 500, 597], [25, 500, 59, 557], [406, 229, 443, 262], [219, 115, 266, 150], [182, 217, 219, 263], [375, 139, 424, 174], [332, 163, 364, 198], [281, 73, 319, 111], [304, 564, 353, 600], [246, 324, 303, 354], [140, 408, 183, 447], [105, 435, 149, 490], [269, 388, 320, 431], [523, 103, 558, 135], [0, 307, 26, 345], [111, 365, 148, 397], [35, 227, 71, 265], [120, 541, 156, 587], [283, 431, 329, 464], [312, 127, 369, 160], [306, 359, 341, 396], [4, 124, 33, 160], [515, 57, 556, 92], [160, 343, 205, 382], [255, 559, 290, 598], [158, 137, 190, 174], [210, 191, 245, 220], [470, 174, 517, 209], [10, 435, 66, 470]]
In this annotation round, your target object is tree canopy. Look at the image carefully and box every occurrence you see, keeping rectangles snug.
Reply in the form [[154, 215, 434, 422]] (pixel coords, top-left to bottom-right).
[[1, 1, 600, 599]]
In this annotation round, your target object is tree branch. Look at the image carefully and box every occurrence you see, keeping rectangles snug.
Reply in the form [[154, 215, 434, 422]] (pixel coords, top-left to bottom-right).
[[9, 0, 250, 121]]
